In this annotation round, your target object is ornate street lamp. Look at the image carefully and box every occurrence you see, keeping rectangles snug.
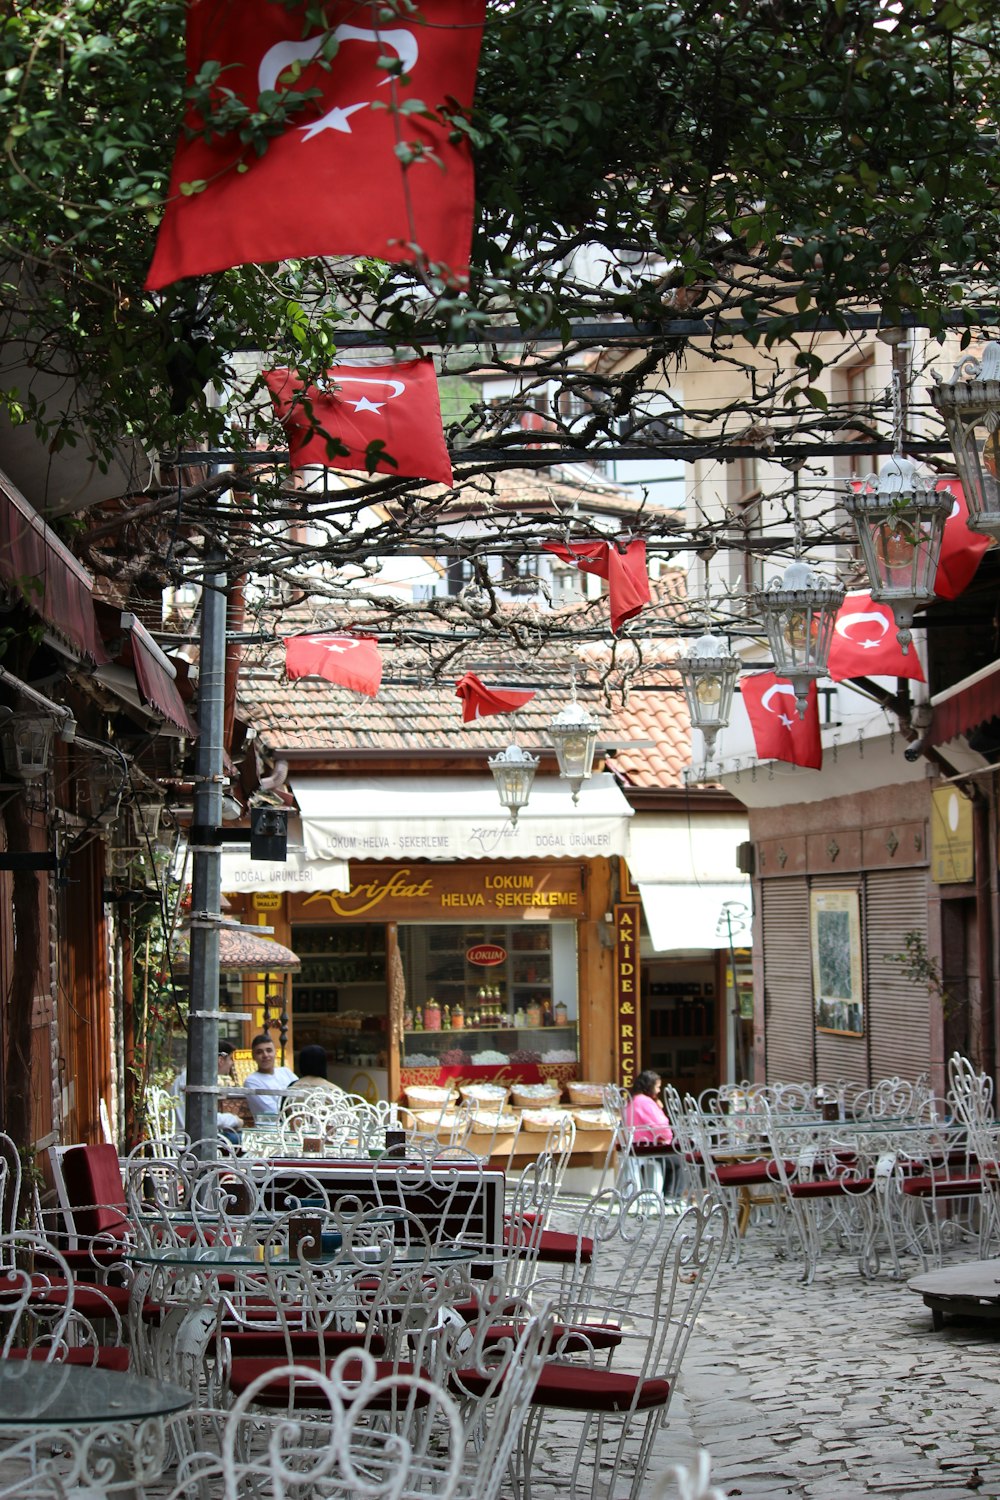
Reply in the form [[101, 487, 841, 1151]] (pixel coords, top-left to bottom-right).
[[843, 456, 950, 654], [675, 630, 741, 757], [928, 340, 1000, 540], [751, 559, 844, 717], [488, 741, 539, 827], [0, 715, 55, 779], [547, 673, 600, 803]]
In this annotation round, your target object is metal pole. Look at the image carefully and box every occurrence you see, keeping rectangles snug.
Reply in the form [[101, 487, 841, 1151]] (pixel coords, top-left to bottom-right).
[[185, 545, 227, 1156]]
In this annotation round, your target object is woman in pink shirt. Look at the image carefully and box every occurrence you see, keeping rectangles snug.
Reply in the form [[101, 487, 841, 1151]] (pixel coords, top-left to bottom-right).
[[623, 1070, 673, 1145], [623, 1070, 674, 1196]]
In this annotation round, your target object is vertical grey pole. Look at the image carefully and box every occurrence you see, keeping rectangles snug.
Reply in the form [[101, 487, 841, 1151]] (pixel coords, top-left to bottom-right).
[[185, 544, 228, 1157]]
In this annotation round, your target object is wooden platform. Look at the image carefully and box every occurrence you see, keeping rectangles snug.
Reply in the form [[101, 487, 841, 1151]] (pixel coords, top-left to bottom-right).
[[907, 1259, 1000, 1329]]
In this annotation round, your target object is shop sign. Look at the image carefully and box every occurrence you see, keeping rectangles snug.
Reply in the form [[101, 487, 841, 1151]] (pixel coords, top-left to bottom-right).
[[466, 944, 507, 966], [614, 903, 640, 1093], [252, 892, 282, 911], [297, 862, 583, 920], [931, 785, 974, 884]]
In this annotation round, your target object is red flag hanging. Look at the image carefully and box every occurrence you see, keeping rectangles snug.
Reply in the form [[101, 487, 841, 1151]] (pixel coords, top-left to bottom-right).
[[543, 539, 650, 634], [827, 591, 925, 684], [265, 360, 452, 485], [284, 634, 383, 696], [934, 479, 992, 601], [742, 672, 823, 769], [454, 672, 536, 722], [145, 0, 485, 290]]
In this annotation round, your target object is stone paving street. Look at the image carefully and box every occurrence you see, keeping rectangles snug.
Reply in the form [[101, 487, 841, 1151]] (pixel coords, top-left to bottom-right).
[[540, 1198, 1000, 1500]]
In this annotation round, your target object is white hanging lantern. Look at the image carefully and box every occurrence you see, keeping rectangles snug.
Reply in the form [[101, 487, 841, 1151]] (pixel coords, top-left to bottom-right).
[[488, 742, 538, 827], [751, 559, 844, 717], [547, 694, 599, 804], [0, 716, 55, 779], [675, 631, 741, 757], [843, 457, 950, 654], [928, 340, 1000, 540]]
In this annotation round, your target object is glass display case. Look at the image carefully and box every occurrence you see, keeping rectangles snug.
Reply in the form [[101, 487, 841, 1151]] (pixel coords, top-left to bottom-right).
[[291, 924, 386, 1060]]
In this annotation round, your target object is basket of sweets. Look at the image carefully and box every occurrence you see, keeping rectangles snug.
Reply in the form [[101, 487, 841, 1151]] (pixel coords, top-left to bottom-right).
[[567, 1081, 607, 1106], [405, 1084, 455, 1108], [512, 1082, 562, 1108], [469, 1110, 518, 1134], [519, 1107, 572, 1133]]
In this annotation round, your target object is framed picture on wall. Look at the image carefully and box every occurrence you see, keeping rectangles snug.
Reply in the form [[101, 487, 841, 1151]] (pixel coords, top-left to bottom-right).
[[811, 889, 864, 1036]]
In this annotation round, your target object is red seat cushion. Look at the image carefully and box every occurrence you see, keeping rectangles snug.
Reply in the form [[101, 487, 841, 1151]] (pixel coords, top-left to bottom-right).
[[484, 1321, 623, 1355], [453, 1361, 670, 1412], [5, 1346, 130, 1371], [62, 1145, 130, 1241], [901, 1175, 982, 1198], [788, 1177, 874, 1199], [20, 1278, 132, 1318], [534, 1230, 594, 1265], [715, 1161, 779, 1187], [224, 1328, 382, 1358], [228, 1356, 428, 1407]]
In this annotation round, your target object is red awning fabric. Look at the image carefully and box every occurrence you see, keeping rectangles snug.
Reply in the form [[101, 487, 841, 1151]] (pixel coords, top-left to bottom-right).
[[122, 613, 197, 736], [0, 469, 107, 663], [928, 659, 1000, 747]]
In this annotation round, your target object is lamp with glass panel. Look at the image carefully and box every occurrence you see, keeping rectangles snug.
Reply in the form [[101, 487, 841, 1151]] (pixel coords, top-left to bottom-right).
[[676, 631, 741, 756], [488, 741, 539, 826], [751, 559, 844, 718], [928, 340, 1000, 540]]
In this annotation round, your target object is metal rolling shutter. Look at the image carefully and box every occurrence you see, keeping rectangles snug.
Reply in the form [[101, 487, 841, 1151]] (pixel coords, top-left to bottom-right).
[[760, 878, 813, 1084], [864, 869, 931, 1083]]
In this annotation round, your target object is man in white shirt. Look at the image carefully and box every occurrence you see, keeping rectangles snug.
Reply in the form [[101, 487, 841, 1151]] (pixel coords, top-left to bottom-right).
[[243, 1032, 297, 1121]]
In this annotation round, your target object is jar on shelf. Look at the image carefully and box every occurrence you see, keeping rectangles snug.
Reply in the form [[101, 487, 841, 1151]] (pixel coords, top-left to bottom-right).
[[554, 1000, 569, 1026], [451, 1003, 464, 1031], [525, 999, 542, 1028], [403, 1005, 414, 1032], [423, 997, 442, 1032]]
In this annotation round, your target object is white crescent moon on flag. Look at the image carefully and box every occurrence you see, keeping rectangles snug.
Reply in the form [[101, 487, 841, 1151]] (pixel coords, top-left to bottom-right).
[[328, 377, 406, 399], [258, 26, 419, 140], [760, 684, 796, 714], [835, 610, 890, 645]]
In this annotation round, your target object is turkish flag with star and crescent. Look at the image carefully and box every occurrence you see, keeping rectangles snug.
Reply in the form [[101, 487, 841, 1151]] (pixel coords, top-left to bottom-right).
[[933, 478, 993, 601], [265, 359, 453, 485], [742, 672, 823, 769], [827, 591, 925, 684], [145, 0, 485, 290], [284, 634, 383, 696]]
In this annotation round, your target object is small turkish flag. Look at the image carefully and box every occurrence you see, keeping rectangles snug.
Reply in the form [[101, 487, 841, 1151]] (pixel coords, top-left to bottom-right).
[[543, 539, 650, 633], [265, 360, 452, 485], [284, 634, 382, 696], [145, 0, 485, 289], [827, 591, 925, 683], [934, 479, 992, 600], [455, 673, 535, 722], [742, 672, 823, 769]]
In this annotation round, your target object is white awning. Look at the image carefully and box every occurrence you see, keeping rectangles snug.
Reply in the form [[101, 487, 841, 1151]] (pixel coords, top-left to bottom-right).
[[626, 812, 749, 885], [294, 774, 633, 862], [637, 882, 753, 953], [219, 817, 350, 894]]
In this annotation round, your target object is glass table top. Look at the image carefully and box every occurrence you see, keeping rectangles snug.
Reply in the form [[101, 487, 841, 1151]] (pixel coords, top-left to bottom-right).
[[0, 1361, 192, 1426], [124, 1241, 479, 1269]]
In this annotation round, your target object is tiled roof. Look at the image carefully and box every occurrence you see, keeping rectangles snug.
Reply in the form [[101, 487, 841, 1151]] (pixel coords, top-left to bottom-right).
[[236, 576, 694, 787]]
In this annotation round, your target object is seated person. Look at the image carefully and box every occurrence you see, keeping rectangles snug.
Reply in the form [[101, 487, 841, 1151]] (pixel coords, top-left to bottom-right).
[[622, 1069, 674, 1196], [172, 1039, 249, 1143], [289, 1044, 343, 1096], [243, 1032, 298, 1122]]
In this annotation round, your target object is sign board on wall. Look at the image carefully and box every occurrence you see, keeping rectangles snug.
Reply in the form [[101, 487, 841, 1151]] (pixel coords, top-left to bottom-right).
[[614, 903, 640, 1092], [931, 786, 974, 884], [253, 893, 282, 911], [291, 862, 585, 922]]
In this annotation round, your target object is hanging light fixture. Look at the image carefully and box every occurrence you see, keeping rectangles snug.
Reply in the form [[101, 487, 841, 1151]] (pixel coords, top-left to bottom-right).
[[675, 629, 741, 757], [0, 715, 55, 780], [928, 339, 1000, 540], [751, 559, 844, 717], [547, 668, 600, 803], [488, 741, 539, 827], [843, 456, 950, 654]]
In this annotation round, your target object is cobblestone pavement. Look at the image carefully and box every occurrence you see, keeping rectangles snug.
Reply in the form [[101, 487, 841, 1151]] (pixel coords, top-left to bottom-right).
[[540, 1197, 1000, 1500]]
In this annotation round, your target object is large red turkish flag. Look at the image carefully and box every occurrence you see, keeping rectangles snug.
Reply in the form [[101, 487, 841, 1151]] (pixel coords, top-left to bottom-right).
[[827, 591, 925, 683], [265, 360, 452, 484], [934, 479, 992, 600], [742, 672, 823, 769], [543, 539, 650, 634], [284, 634, 382, 696], [146, 0, 485, 289], [455, 673, 535, 722]]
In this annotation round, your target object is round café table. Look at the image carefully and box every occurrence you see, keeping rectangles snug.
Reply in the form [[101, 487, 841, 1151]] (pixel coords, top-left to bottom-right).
[[0, 1359, 191, 1498]]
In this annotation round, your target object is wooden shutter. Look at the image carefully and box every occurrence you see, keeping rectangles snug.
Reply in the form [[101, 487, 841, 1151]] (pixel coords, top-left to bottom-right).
[[760, 878, 813, 1084]]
